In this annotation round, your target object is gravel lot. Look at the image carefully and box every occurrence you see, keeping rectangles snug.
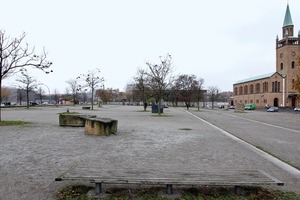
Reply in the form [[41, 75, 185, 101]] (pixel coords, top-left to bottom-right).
[[0, 105, 299, 199]]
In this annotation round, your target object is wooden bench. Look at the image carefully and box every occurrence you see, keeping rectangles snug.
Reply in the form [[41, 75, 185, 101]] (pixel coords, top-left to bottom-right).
[[55, 167, 283, 195], [82, 106, 91, 110]]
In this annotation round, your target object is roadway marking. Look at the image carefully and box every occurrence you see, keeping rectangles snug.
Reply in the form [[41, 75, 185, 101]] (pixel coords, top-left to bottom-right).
[[222, 112, 300, 134], [184, 109, 300, 178]]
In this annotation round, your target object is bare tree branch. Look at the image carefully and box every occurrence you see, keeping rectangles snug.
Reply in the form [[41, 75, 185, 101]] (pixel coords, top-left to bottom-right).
[[0, 30, 52, 120]]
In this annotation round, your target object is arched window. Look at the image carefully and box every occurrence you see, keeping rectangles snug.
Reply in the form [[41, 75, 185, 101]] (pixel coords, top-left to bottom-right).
[[292, 61, 295, 69], [234, 87, 238, 95], [280, 63, 283, 70], [239, 86, 243, 95], [263, 82, 268, 92], [272, 81, 280, 92], [255, 83, 260, 93], [244, 85, 248, 95], [250, 84, 254, 94]]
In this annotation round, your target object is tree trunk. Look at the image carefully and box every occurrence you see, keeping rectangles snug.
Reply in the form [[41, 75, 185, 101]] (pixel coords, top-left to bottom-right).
[[26, 89, 29, 108], [0, 78, 2, 121], [91, 86, 94, 110]]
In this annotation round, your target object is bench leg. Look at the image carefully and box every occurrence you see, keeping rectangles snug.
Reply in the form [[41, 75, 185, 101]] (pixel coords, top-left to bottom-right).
[[166, 184, 173, 194], [95, 183, 102, 195], [234, 186, 244, 195]]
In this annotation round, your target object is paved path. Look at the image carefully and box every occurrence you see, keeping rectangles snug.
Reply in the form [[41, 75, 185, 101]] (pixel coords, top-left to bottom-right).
[[0, 105, 299, 199]]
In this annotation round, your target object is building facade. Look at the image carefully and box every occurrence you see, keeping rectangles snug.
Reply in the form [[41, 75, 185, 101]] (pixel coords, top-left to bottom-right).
[[233, 3, 300, 108]]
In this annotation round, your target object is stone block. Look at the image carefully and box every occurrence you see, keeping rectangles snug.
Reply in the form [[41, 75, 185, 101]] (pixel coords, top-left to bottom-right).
[[85, 118, 118, 136], [59, 114, 96, 127]]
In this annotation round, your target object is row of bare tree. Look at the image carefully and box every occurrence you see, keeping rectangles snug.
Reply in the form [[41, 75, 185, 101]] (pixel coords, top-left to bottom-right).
[[129, 54, 221, 113]]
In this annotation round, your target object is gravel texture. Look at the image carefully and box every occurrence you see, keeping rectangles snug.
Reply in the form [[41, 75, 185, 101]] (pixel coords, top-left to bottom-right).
[[0, 105, 299, 199]]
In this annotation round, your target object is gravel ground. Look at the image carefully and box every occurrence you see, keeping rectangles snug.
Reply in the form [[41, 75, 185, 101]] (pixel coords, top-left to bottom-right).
[[0, 105, 299, 199]]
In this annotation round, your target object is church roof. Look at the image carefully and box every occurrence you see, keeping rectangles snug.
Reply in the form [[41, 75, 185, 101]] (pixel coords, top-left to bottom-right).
[[234, 72, 275, 84], [283, 4, 293, 27]]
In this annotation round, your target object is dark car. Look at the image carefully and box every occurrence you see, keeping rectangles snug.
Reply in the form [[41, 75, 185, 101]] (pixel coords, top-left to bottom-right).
[[267, 106, 279, 112], [30, 101, 38, 106]]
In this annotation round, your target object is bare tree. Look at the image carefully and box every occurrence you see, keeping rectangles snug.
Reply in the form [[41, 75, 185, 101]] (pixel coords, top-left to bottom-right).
[[16, 71, 38, 108], [145, 54, 174, 114], [174, 74, 199, 110], [36, 86, 45, 105], [66, 79, 79, 106], [0, 30, 52, 120], [292, 57, 300, 100], [196, 78, 205, 111], [133, 68, 151, 111], [53, 89, 60, 105], [207, 86, 219, 109], [77, 68, 104, 110], [0, 86, 11, 103], [17, 88, 26, 105]]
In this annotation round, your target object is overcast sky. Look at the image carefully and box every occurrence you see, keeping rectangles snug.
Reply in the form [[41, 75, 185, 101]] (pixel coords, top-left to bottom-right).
[[2, 0, 299, 93]]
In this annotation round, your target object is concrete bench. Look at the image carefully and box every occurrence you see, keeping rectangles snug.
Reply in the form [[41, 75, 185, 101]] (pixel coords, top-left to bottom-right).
[[85, 118, 118, 136], [59, 114, 96, 127], [55, 168, 283, 195]]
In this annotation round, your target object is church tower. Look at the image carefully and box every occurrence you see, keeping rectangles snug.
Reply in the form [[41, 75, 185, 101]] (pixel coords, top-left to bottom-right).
[[276, 3, 300, 106], [233, 2, 299, 108]]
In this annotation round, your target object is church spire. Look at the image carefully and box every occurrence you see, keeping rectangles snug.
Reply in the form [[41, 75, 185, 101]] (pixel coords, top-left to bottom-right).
[[282, 2, 294, 38], [283, 3, 293, 27]]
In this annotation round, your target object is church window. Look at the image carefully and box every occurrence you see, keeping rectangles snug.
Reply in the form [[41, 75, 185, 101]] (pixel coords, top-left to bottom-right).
[[234, 87, 238, 95], [280, 63, 283, 70], [255, 83, 260, 93], [263, 82, 268, 92], [250, 84, 254, 94], [244, 85, 248, 94], [292, 61, 295, 69], [239, 86, 243, 95], [272, 81, 280, 92]]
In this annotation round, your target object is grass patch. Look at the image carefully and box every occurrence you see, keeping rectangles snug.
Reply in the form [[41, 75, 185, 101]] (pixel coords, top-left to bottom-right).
[[56, 184, 94, 200], [151, 114, 172, 117], [137, 110, 150, 112], [56, 185, 300, 200], [0, 120, 29, 126], [179, 128, 192, 131], [193, 109, 205, 112], [58, 112, 79, 115]]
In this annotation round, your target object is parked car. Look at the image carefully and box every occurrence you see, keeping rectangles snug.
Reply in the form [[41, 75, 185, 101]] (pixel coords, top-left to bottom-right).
[[30, 101, 38, 106], [229, 105, 236, 109], [267, 106, 279, 112], [294, 106, 300, 111], [245, 103, 256, 110]]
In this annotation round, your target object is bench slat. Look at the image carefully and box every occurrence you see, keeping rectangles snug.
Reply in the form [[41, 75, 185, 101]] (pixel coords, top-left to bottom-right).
[[56, 167, 283, 186]]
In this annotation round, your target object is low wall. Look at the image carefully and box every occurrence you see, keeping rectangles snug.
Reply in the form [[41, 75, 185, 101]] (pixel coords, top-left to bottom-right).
[[59, 114, 96, 127], [85, 118, 118, 136]]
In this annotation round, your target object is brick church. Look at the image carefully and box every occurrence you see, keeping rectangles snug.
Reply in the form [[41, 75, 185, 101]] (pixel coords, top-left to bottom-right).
[[233, 3, 300, 108]]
